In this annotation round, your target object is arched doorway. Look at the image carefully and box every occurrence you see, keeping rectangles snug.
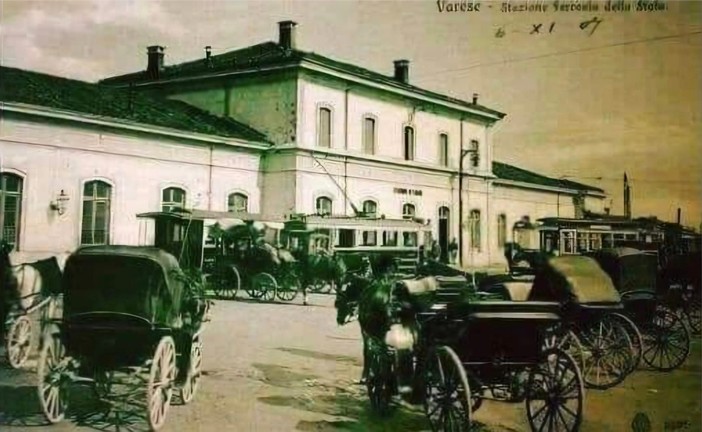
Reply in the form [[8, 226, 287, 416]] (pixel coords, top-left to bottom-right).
[[438, 206, 450, 263]]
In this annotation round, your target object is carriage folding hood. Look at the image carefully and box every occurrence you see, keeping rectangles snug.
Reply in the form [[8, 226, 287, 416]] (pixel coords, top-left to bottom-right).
[[62, 246, 187, 328]]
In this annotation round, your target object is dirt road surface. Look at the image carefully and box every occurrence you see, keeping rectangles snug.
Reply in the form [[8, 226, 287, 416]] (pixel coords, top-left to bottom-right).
[[1, 294, 700, 432]]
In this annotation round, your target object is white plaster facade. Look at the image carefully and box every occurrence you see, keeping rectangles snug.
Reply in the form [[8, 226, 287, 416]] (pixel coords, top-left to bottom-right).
[[0, 105, 265, 263]]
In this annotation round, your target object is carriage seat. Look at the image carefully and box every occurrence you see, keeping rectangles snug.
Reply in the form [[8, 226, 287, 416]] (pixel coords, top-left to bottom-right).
[[400, 276, 439, 295], [447, 300, 562, 321]]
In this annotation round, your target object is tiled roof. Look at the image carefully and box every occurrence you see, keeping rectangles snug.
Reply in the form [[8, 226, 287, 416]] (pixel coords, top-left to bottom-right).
[[492, 161, 605, 193], [100, 42, 505, 119], [0, 66, 270, 143]]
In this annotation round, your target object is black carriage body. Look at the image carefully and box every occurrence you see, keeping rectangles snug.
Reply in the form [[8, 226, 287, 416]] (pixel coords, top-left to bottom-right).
[[424, 301, 562, 365], [60, 246, 196, 372], [588, 247, 661, 323]]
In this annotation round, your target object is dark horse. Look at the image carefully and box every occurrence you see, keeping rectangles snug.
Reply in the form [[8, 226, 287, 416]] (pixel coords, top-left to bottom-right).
[[0, 240, 18, 342], [334, 254, 401, 383]]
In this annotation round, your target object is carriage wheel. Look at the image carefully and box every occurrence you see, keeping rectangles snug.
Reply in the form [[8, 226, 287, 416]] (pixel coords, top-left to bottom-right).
[[252, 273, 277, 302], [6, 315, 32, 369], [366, 347, 393, 416], [610, 313, 643, 374], [640, 306, 690, 371], [215, 265, 240, 300], [423, 345, 472, 432], [276, 274, 300, 302], [180, 335, 203, 404], [147, 336, 177, 431], [526, 348, 584, 432], [37, 332, 69, 424], [576, 315, 633, 389]]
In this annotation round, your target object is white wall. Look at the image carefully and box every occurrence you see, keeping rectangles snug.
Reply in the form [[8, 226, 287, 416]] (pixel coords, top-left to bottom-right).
[[0, 115, 262, 263]]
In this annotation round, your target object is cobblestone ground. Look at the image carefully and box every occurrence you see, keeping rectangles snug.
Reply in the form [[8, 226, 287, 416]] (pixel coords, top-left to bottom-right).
[[0, 294, 700, 432]]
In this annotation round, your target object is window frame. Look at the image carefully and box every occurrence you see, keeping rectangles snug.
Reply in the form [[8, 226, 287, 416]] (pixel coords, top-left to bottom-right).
[[362, 115, 377, 155], [402, 203, 416, 220], [317, 105, 333, 148], [315, 196, 333, 216], [161, 186, 187, 213], [438, 133, 449, 167], [0, 172, 24, 250], [469, 139, 480, 168], [497, 213, 507, 249], [403, 125, 415, 161], [469, 209, 481, 251], [227, 192, 249, 213], [81, 179, 113, 246], [362, 199, 378, 218]]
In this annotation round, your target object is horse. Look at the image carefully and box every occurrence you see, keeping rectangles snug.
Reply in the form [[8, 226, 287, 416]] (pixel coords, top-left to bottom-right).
[[334, 254, 403, 384]]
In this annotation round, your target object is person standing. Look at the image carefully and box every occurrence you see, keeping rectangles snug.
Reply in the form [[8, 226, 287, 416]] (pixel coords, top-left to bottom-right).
[[448, 238, 458, 264]]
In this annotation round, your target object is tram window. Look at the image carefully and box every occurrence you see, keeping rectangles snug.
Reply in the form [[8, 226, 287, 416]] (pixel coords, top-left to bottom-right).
[[403, 232, 418, 247], [338, 229, 355, 248], [383, 231, 398, 246], [362, 230, 377, 246]]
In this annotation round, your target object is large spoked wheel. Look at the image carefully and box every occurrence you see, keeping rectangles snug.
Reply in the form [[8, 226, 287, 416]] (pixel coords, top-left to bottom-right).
[[641, 306, 690, 371], [681, 289, 701, 335], [526, 348, 584, 432], [6, 315, 32, 369], [576, 315, 633, 389], [276, 273, 300, 302], [423, 345, 472, 432], [37, 332, 69, 424], [147, 336, 177, 431], [214, 265, 240, 300], [610, 313, 643, 374], [251, 273, 277, 302], [180, 335, 203, 405], [366, 347, 393, 416]]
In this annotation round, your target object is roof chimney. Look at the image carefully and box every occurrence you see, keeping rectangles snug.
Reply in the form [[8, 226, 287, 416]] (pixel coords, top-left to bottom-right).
[[393, 59, 409, 84], [472, 93, 479, 104], [146, 45, 165, 79], [278, 21, 298, 50]]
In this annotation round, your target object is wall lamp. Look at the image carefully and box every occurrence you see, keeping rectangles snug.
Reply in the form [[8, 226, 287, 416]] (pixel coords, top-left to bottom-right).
[[50, 189, 70, 215]]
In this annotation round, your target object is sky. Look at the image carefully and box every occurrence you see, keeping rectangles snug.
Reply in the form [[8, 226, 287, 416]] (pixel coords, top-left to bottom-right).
[[1, 0, 700, 228]]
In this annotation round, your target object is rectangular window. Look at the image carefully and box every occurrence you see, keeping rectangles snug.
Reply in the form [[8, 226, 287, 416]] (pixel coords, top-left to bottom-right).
[[403, 231, 418, 247], [337, 229, 355, 247], [470, 139, 480, 168], [383, 231, 398, 246], [362, 230, 377, 246], [81, 180, 112, 245], [318, 107, 331, 148], [0, 173, 23, 249], [469, 209, 481, 251], [497, 214, 507, 248], [363, 117, 376, 154], [439, 133, 449, 167]]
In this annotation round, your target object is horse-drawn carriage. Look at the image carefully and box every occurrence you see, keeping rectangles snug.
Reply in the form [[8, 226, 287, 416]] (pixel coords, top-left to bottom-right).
[[137, 210, 301, 303], [587, 247, 691, 371], [37, 246, 208, 431], [356, 272, 585, 432], [1, 241, 63, 369]]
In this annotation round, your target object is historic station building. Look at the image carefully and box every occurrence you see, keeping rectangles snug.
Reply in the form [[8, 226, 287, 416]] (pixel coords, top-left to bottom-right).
[[0, 21, 606, 268]]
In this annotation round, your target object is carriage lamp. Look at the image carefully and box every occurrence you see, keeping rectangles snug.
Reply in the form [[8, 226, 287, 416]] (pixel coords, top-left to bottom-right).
[[50, 190, 70, 215]]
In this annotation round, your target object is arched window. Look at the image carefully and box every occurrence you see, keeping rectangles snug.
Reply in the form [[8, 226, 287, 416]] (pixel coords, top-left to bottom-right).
[[0, 173, 23, 249], [161, 187, 186, 213], [81, 180, 112, 245], [402, 203, 416, 219], [362, 200, 378, 217], [469, 209, 481, 251], [439, 133, 449, 167], [316, 196, 332, 216], [497, 214, 507, 248], [318, 107, 332, 148], [228, 192, 249, 213], [403, 126, 415, 161]]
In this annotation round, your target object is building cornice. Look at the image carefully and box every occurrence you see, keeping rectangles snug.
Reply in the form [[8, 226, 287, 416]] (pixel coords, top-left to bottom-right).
[[266, 144, 498, 179], [492, 178, 606, 198], [0, 102, 270, 151]]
